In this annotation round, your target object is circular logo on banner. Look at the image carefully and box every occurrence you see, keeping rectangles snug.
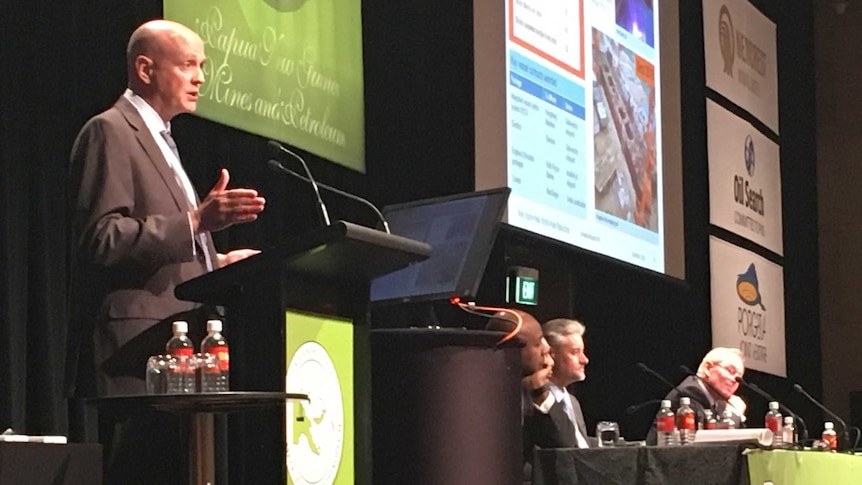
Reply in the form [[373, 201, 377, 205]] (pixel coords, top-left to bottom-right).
[[286, 341, 344, 485], [744, 135, 756, 177]]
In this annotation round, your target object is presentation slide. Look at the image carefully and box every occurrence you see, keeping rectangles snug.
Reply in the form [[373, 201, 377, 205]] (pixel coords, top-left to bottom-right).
[[165, 0, 366, 172], [503, 0, 665, 273]]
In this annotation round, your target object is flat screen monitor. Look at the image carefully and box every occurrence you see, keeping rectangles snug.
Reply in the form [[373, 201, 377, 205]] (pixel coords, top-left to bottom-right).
[[369, 187, 511, 306]]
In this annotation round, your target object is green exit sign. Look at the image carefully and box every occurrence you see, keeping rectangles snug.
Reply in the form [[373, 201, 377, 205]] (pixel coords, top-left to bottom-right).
[[514, 276, 538, 305], [506, 266, 539, 306]]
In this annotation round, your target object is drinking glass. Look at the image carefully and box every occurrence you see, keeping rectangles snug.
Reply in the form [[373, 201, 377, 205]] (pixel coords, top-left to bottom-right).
[[145, 355, 171, 394], [596, 421, 620, 447]]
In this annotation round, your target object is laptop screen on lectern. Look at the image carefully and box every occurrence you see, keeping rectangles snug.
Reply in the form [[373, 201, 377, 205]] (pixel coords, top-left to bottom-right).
[[369, 187, 510, 306]]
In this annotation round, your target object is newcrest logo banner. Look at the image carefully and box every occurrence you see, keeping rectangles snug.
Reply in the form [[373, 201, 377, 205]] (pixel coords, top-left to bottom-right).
[[703, 0, 778, 134]]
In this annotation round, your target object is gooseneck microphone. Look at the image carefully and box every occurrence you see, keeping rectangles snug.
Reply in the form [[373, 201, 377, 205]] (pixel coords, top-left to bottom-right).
[[626, 398, 663, 416], [267, 160, 391, 233], [736, 376, 808, 441], [267, 140, 330, 227], [793, 383, 849, 449], [637, 362, 678, 392]]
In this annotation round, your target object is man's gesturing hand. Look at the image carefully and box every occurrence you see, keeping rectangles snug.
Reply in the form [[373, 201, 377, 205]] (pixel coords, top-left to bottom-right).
[[192, 169, 266, 233]]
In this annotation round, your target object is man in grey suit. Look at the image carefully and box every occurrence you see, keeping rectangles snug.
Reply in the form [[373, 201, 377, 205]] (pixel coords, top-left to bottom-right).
[[543, 318, 593, 448], [67, 19, 266, 483]]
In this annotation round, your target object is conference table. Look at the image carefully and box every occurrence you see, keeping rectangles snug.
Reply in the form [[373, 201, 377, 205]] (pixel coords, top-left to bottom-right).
[[533, 444, 862, 485]]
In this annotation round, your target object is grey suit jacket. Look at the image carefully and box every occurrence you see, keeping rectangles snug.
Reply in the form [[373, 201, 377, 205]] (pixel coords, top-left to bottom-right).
[[568, 392, 594, 447], [67, 96, 216, 397]]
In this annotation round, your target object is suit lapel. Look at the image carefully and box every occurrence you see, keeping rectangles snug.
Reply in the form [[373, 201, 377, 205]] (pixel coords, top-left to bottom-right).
[[569, 392, 591, 447], [114, 97, 189, 213]]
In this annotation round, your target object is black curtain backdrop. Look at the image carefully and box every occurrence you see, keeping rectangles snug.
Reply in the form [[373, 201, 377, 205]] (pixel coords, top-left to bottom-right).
[[1, 0, 818, 449]]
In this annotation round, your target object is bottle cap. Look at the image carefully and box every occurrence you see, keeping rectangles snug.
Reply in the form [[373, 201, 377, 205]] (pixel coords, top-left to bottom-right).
[[824, 421, 834, 430], [172, 321, 188, 334], [768, 401, 779, 410], [207, 319, 223, 333], [784, 416, 794, 424], [661, 399, 671, 408], [679, 397, 690, 406]]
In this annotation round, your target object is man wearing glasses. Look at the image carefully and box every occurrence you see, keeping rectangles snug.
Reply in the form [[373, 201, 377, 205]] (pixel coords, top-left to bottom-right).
[[646, 347, 747, 444]]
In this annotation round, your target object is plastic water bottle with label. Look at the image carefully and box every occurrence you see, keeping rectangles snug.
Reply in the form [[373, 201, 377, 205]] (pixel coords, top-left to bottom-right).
[[200, 319, 229, 392], [764, 401, 783, 447], [165, 321, 195, 393], [676, 397, 696, 445], [782, 416, 796, 447], [655, 399, 676, 446]]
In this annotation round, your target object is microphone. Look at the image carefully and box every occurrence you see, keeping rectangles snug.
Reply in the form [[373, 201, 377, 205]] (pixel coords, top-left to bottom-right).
[[267, 141, 330, 227], [626, 398, 662, 415], [637, 362, 679, 392], [267, 159, 391, 233], [793, 383, 849, 449], [735, 376, 808, 441]]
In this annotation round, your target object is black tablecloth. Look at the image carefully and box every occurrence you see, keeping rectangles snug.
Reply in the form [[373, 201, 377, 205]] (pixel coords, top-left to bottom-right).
[[0, 442, 102, 485], [533, 444, 751, 485]]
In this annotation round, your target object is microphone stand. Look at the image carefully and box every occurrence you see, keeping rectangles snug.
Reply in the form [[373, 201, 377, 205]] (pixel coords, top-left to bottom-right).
[[637, 363, 679, 393], [735, 376, 808, 442], [267, 160, 391, 233], [794, 383, 850, 451], [267, 141, 330, 227], [626, 399, 663, 416]]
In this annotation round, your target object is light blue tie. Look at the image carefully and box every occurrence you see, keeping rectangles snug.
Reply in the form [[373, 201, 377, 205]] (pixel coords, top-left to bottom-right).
[[161, 130, 214, 271]]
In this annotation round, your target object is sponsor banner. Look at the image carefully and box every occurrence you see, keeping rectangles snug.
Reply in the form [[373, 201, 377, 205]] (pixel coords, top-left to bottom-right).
[[709, 236, 786, 377], [703, 0, 778, 134], [285, 311, 354, 485], [707, 99, 783, 255]]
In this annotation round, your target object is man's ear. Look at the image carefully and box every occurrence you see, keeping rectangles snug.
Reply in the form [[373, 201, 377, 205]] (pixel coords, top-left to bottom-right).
[[135, 55, 154, 84]]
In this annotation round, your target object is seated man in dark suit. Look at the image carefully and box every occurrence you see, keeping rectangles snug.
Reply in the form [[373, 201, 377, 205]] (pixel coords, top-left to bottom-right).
[[487, 310, 577, 481], [646, 347, 747, 444], [543, 318, 594, 448]]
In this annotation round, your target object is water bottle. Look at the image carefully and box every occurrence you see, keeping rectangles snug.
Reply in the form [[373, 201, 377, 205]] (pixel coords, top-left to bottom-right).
[[656, 399, 676, 446], [719, 408, 736, 429], [166, 321, 195, 393], [822, 421, 838, 450], [703, 409, 717, 430], [765, 401, 783, 447], [201, 319, 229, 392], [676, 397, 696, 445], [782, 416, 796, 447]]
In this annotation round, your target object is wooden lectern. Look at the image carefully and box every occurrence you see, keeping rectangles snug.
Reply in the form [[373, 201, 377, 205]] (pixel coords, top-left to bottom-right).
[[175, 221, 430, 485]]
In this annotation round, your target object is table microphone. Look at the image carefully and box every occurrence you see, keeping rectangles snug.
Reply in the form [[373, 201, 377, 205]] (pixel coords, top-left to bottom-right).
[[793, 383, 850, 450], [267, 159, 391, 233], [735, 376, 808, 441], [626, 398, 662, 415], [636, 362, 679, 392], [267, 141, 330, 227]]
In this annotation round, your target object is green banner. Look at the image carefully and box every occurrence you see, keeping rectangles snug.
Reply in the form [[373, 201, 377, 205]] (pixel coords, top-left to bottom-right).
[[283, 310, 354, 485], [165, 0, 365, 172], [747, 449, 862, 484]]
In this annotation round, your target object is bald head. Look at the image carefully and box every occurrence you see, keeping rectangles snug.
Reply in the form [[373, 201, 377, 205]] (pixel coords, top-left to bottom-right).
[[486, 309, 548, 376], [126, 20, 206, 121], [127, 20, 200, 69]]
